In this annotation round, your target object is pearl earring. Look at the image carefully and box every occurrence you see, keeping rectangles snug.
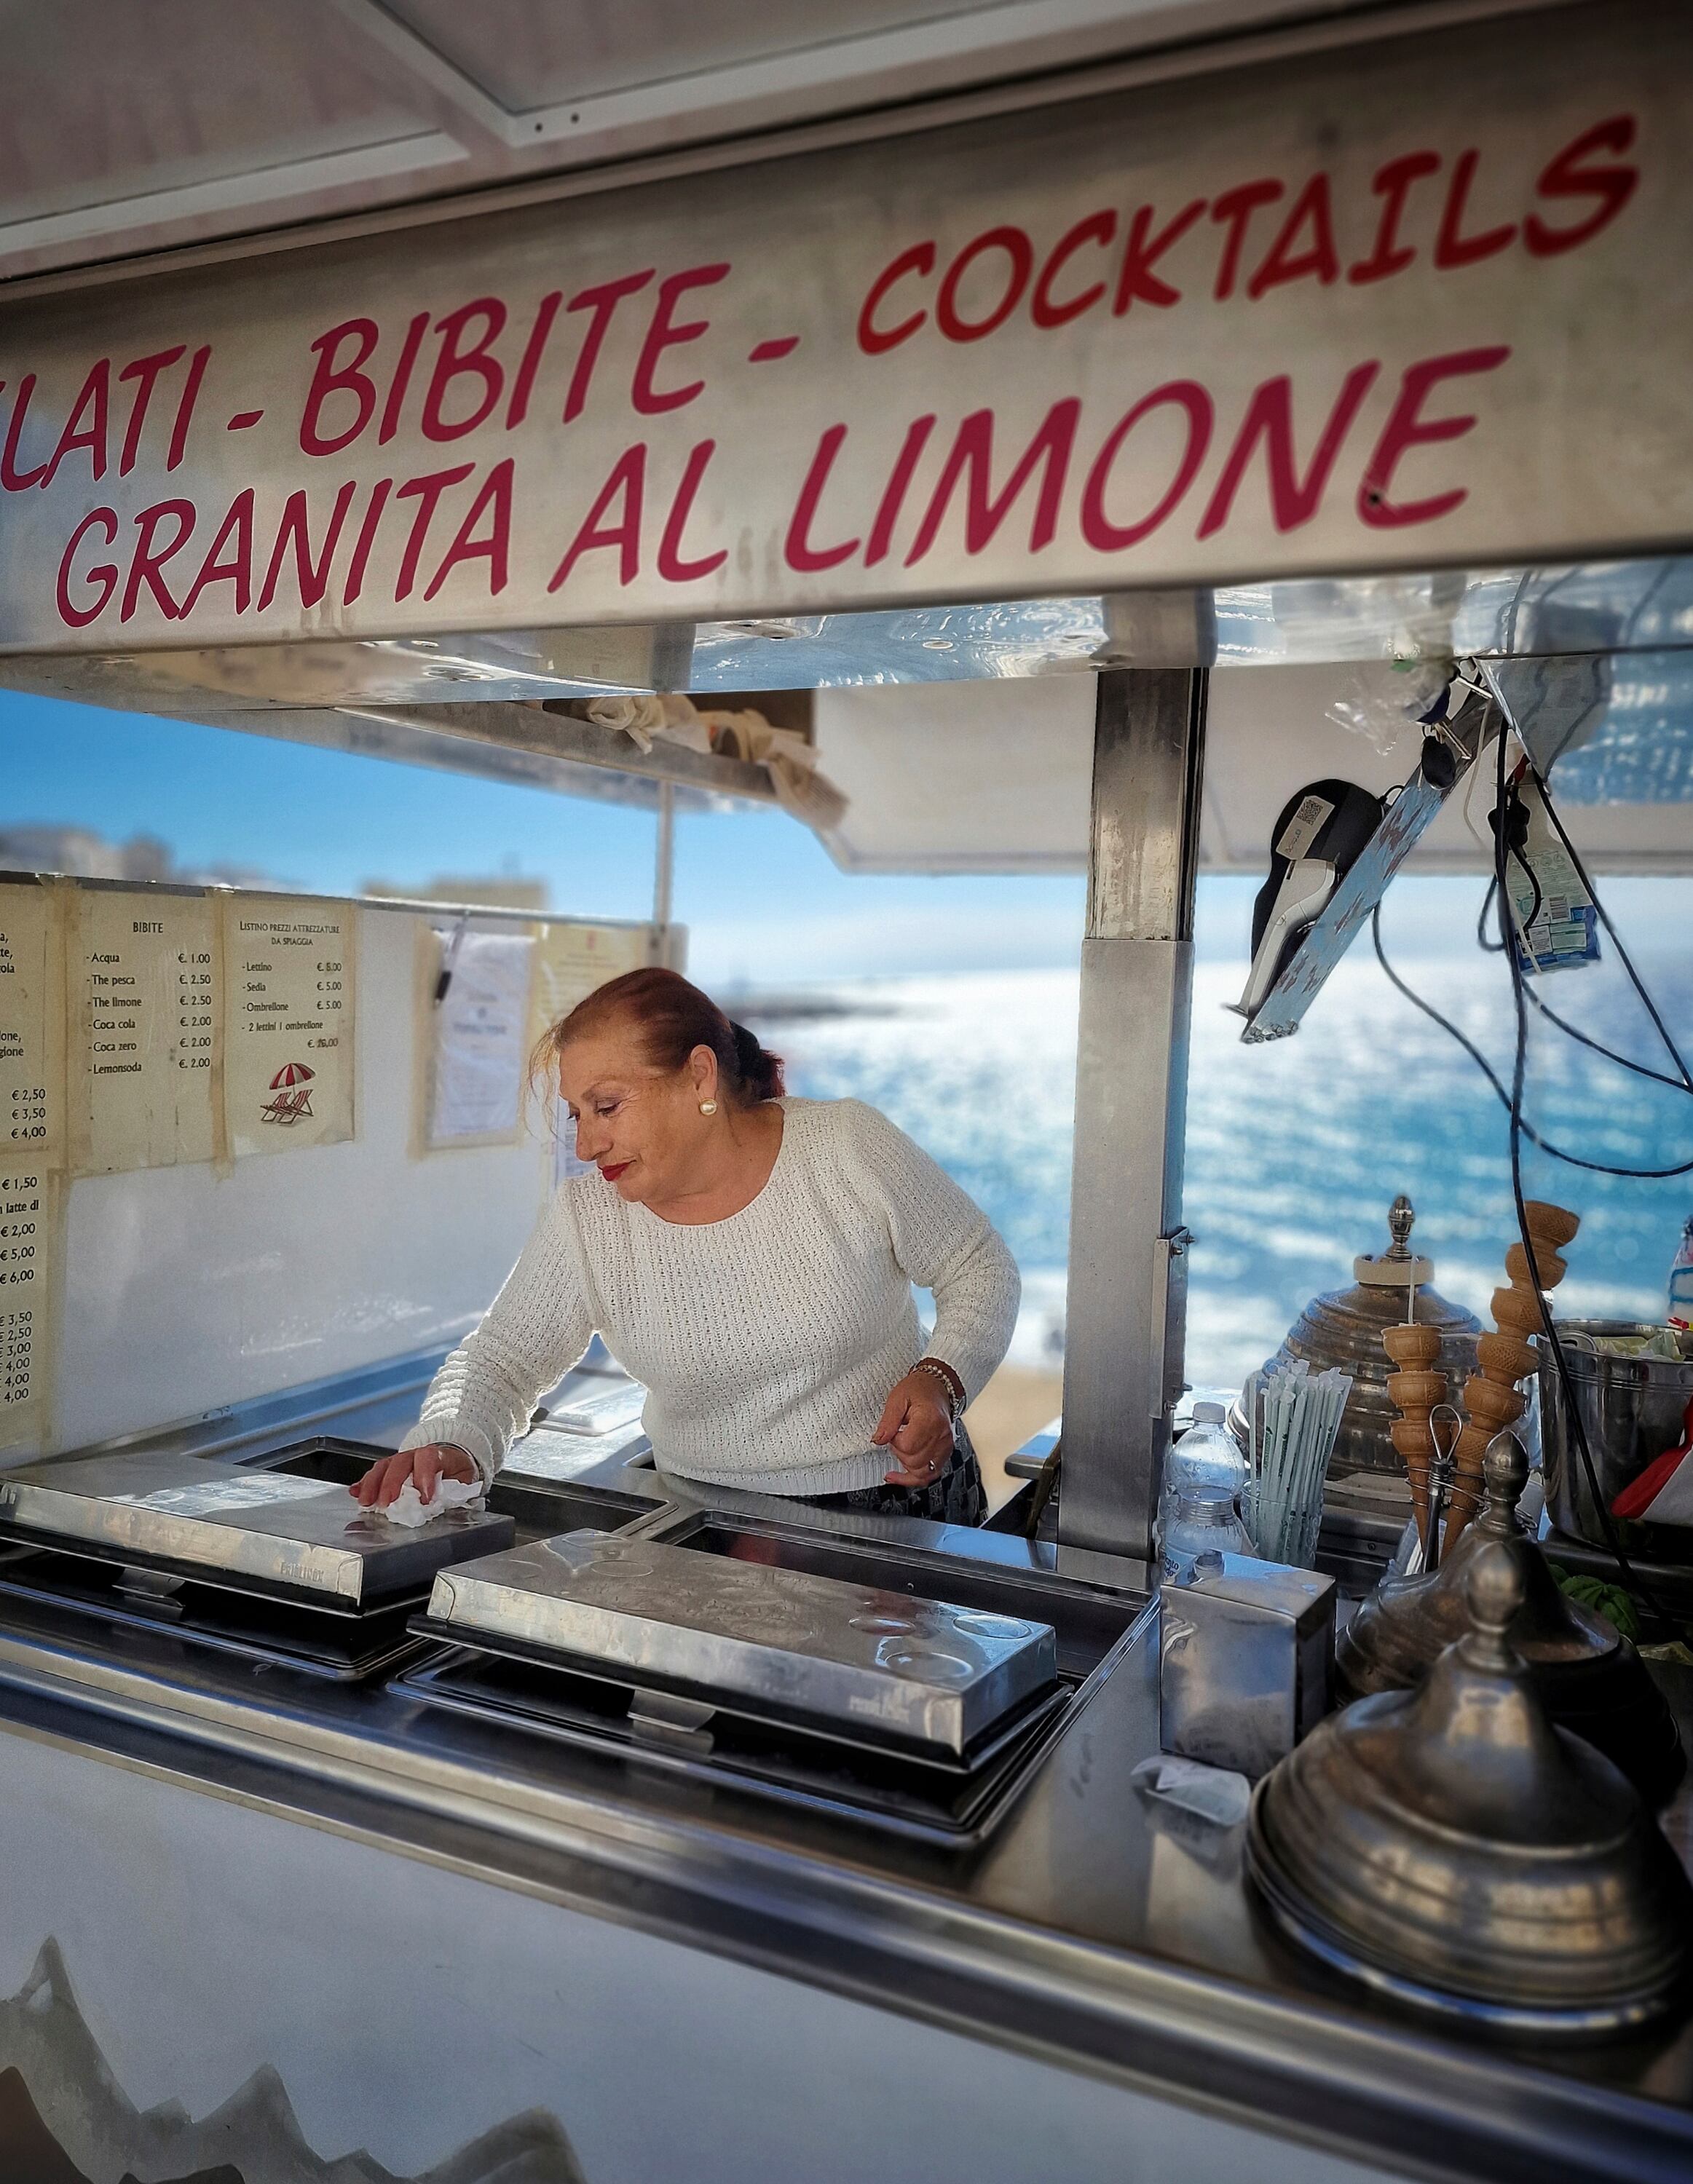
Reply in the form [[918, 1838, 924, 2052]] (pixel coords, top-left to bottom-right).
[[699, 1099, 718, 1115]]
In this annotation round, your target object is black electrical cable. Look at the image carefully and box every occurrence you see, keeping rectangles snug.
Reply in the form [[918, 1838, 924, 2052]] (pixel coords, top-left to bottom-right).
[[1369, 905, 1693, 1178], [1491, 725, 1666, 1629], [1483, 754, 1693, 1091], [1523, 982, 1693, 1094], [1528, 755, 1693, 1092]]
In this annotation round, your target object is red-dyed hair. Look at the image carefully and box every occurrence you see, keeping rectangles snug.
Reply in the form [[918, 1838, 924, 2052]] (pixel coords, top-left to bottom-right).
[[534, 966, 784, 1108]]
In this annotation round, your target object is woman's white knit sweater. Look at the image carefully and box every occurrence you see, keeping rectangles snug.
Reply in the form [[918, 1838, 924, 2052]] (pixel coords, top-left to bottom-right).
[[403, 1097, 1021, 1497]]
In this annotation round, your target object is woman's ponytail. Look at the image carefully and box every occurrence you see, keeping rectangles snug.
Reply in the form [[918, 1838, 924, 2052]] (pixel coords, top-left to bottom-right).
[[730, 1021, 786, 1102]]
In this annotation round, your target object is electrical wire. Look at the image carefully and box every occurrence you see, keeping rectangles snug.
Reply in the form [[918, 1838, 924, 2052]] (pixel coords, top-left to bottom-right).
[[1527, 753, 1693, 1092], [1369, 904, 1693, 1178], [1489, 724, 1667, 1628]]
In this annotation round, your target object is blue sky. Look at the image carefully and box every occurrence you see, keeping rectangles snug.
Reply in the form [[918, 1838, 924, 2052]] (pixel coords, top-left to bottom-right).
[[1, 687, 1684, 983], [0, 687, 1094, 982]]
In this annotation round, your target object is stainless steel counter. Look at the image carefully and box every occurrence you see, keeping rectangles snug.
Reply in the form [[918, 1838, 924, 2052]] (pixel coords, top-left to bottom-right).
[[4, 1374, 1691, 2184]]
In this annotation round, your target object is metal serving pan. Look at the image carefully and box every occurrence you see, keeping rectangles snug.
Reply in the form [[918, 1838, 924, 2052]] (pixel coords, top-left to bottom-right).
[[424, 1530, 1059, 1758], [0, 1450, 515, 1607]]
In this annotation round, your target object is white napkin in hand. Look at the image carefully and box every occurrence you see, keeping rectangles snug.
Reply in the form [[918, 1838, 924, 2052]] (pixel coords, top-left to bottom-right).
[[377, 1475, 486, 1528]]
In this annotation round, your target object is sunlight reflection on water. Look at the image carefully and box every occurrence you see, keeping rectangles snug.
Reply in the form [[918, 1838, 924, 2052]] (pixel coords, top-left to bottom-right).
[[766, 950, 1693, 1389]]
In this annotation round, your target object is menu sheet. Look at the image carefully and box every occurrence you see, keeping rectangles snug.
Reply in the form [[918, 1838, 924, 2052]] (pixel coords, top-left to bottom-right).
[[0, 1159, 59, 1453], [422, 925, 537, 1150], [68, 890, 217, 1174], [0, 884, 64, 1168], [528, 922, 651, 1047], [527, 921, 651, 1184], [221, 897, 357, 1160]]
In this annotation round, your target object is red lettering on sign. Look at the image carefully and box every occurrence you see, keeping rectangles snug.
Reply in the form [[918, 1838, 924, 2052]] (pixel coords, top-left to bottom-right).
[[906, 399, 1080, 565], [180, 489, 256, 618], [1, 375, 49, 491], [633, 264, 729, 415], [549, 445, 646, 590], [786, 425, 861, 572], [422, 298, 508, 442], [1081, 382, 1212, 550], [505, 290, 564, 428], [258, 480, 358, 612], [56, 507, 119, 628], [40, 360, 111, 488], [1433, 151, 1515, 269], [342, 478, 393, 606], [117, 347, 186, 475], [393, 464, 475, 599], [1032, 211, 1116, 329], [864, 414, 936, 566], [1112, 201, 1205, 316], [562, 270, 654, 423], [936, 227, 1034, 342], [1349, 152, 1441, 285], [857, 244, 935, 355], [122, 499, 197, 621], [1199, 362, 1379, 537], [165, 346, 210, 471], [1525, 115, 1638, 256], [425, 457, 513, 599], [1248, 175, 1340, 298], [658, 440, 727, 582], [379, 312, 430, 445], [301, 320, 379, 455], [1210, 179, 1284, 300], [1359, 344, 1510, 527]]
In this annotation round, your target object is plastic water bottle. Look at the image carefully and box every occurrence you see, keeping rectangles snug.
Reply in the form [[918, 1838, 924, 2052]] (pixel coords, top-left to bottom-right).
[[1161, 1486, 1252, 1585], [1158, 1401, 1247, 1553], [1670, 1216, 1693, 1332]]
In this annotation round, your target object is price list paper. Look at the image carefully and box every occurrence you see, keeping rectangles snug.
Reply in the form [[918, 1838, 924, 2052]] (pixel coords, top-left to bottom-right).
[[0, 1160, 59, 1453], [220, 897, 356, 1160], [422, 926, 536, 1152], [68, 890, 217, 1174], [528, 922, 650, 1049], [0, 885, 64, 1167], [529, 922, 650, 1188]]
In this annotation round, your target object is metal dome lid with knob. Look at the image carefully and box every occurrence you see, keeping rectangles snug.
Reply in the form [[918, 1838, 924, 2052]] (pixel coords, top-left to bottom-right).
[[1247, 1540, 1693, 2033], [1337, 1429, 1684, 1803], [1231, 1198, 1481, 1489]]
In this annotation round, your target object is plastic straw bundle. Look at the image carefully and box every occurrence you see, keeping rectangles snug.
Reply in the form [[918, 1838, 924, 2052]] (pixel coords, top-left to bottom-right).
[[1244, 1362, 1352, 1568]]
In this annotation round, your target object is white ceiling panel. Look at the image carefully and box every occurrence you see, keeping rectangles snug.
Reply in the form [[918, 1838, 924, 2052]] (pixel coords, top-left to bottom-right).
[[379, 0, 984, 112], [0, 0, 440, 224], [813, 668, 1693, 874], [0, 0, 1380, 282]]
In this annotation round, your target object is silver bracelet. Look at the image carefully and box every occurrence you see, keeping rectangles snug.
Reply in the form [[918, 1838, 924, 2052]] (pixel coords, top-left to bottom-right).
[[911, 1358, 962, 1425]]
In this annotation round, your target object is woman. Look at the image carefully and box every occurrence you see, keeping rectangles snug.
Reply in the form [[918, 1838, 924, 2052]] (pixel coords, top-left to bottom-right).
[[355, 968, 1019, 1523]]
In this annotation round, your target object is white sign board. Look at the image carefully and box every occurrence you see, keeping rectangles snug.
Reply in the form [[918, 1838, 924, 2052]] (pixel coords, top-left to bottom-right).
[[0, 2, 1688, 649]]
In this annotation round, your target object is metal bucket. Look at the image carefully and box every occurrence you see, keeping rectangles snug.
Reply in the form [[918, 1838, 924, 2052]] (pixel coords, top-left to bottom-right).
[[1538, 1320, 1693, 1548]]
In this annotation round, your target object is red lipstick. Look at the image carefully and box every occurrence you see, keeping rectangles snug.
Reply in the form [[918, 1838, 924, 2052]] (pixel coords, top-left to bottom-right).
[[600, 1161, 631, 1182]]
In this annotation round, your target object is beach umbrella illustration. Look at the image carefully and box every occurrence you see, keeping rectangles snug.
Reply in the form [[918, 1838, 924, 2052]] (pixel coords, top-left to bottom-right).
[[261, 1059, 317, 1123]]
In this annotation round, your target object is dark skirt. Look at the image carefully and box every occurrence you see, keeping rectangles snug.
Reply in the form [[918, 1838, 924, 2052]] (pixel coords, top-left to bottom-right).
[[802, 1426, 987, 1528]]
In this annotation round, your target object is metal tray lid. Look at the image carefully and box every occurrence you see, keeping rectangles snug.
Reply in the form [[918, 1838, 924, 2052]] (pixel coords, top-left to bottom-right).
[[426, 1530, 1058, 1757], [0, 1452, 515, 1606]]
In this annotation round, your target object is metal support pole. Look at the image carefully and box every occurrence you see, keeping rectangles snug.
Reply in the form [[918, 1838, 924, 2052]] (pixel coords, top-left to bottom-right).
[[1057, 668, 1207, 1570], [652, 779, 675, 955]]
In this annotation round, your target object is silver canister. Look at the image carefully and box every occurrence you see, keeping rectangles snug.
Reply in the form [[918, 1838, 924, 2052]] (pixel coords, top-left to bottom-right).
[[1159, 1553, 1336, 1779], [1539, 1320, 1693, 1547]]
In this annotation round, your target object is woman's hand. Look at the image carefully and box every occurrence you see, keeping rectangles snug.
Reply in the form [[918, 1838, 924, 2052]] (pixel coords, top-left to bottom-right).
[[873, 1372, 956, 1488], [352, 1444, 477, 1510]]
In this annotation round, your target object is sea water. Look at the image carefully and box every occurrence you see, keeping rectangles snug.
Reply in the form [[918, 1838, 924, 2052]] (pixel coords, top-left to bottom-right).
[[762, 948, 1693, 1392]]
